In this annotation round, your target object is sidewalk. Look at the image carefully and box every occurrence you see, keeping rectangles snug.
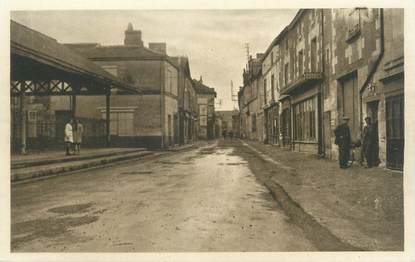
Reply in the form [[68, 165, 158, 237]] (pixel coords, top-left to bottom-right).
[[11, 148, 146, 169], [11, 142, 203, 183], [242, 140, 404, 251]]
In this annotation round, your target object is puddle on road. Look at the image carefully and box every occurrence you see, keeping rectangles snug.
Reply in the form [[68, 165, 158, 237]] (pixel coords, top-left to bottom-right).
[[225, 162, 248, 166], [11, 215, 99, 250], [120, 171, 154, 175], [48, 203, 94, 215]]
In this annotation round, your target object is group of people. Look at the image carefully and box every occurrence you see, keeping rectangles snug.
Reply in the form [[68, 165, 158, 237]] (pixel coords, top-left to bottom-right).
[[222, 130, 234, 140], [334, 116, 379, 169], [64, 118, 84, 156]]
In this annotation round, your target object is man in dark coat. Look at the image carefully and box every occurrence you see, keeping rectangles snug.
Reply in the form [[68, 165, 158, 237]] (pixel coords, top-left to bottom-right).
[[362, 116, 379, 168], [334, 116, 352, 169]]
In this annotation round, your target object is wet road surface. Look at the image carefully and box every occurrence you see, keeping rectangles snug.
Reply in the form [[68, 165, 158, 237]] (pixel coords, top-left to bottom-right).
[[11, 141, 316, 251]]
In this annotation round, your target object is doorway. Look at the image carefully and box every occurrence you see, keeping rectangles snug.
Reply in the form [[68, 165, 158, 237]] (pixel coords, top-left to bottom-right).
[[340, 72, 359, 141], [366, 101, 380, 166], [386, 94, 404, 170]]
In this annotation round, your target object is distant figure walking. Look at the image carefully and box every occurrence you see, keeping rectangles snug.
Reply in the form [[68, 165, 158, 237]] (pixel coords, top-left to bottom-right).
[[64, 118, 74, 156], [334, 116, 351, 169], [362, 116, 379, 168], [228, 130, 234, 140], [73, 119, 84, 155], [222, 130, 227, 139]]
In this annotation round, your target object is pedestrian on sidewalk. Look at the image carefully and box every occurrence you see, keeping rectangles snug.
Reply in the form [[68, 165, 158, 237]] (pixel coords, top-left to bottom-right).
[[64, 118, 74, 156], [334, 116, 351, 169], [73, 119, 84, 155], [362, 116, 379, 168]]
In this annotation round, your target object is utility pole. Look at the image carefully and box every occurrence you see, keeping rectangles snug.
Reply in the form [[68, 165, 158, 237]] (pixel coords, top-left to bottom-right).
[[245, 43, 250, 70], [230, 80, 239, 110]]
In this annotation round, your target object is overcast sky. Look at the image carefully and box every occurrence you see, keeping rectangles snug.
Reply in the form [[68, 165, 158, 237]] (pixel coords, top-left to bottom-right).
[[11, 10, 297, 110]]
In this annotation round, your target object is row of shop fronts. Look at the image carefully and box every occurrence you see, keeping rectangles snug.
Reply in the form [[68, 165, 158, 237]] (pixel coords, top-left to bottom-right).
[[238, 8, 404, 170]]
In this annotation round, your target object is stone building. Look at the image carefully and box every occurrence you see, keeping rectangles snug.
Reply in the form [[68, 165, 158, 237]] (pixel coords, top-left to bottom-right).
[[238, 54, 264, 141], [239, 8, 404, 170], [261, 32, 287, 145], [323, 9, 404, 169], [172, 56, 198, 145], [65, 23, 181, 148], [193, 77, 217, 140], [278, 10, 324, 154]]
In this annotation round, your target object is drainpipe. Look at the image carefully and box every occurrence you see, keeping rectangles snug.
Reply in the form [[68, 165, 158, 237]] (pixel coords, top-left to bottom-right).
[[289, 95, 294, 150], [359, 8, 384, 131], [318, 8, 326, 157], [160, 61, 166, 148]]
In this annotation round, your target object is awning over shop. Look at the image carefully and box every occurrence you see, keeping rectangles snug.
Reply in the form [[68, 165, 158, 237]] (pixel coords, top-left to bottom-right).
[[280, 72, 323, 96]]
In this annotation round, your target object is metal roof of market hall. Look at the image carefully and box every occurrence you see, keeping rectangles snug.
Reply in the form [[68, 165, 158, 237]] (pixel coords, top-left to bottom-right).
[[10, 20, 140, 93]]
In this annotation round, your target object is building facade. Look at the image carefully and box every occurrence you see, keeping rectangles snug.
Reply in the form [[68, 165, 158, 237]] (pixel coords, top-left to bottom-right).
[[66, 23, 181, 148], [174, 57, 198, 145], [193, 77, 217, 140], [238, 54, 263, 142], [324, 8, 404, 169], [238, 8, 404, 170]]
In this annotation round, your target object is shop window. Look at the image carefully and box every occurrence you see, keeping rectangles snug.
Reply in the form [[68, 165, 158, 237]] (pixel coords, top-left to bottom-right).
[[293, 98, 316, 142]]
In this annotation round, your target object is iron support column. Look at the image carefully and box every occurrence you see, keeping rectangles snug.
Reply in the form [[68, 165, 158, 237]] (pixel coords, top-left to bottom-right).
[[20, 91, 26, 154], [106, 92, 111, 147]]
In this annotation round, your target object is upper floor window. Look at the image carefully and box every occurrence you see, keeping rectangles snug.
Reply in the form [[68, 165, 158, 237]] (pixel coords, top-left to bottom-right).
[[311, 38, 317, 72], [284, 63, 289, 86], [346, 8, 367, 42], [271, 74, 275, 101], [298, 50, 304, 76], [102, 65, 118, 77], [263, 78, 267, 104]]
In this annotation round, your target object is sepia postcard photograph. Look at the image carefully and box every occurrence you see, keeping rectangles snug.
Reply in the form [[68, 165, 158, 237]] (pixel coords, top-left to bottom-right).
[[1, 0, 414, 261]]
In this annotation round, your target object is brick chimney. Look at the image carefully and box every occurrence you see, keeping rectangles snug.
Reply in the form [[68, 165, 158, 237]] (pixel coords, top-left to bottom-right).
[[148, 42, 167, 55], [124, 23, 143, 46], [256, 53, 264, 60]]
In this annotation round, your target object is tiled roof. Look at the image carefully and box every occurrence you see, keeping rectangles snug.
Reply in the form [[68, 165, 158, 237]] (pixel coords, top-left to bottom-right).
[[192, 80, 216, 96], [10, 20, 138, 92], [67, 44, 166, 60]]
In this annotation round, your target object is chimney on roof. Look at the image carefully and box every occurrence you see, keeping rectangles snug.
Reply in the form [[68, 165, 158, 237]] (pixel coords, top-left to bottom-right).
[[148, 42, 167, 55], [124, 23, 143, 47], [199, 76, 203, 84], [256, 53, 264, 59]]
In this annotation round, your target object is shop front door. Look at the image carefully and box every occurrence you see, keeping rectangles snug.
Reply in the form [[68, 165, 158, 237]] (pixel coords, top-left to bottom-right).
[[386, 94, 404, 170]]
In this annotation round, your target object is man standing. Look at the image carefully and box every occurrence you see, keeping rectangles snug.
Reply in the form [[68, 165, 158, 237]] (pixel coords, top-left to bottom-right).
[[64, 118, 74, 156], [334, 116, 351, 169], [73, 119, 84, 155]]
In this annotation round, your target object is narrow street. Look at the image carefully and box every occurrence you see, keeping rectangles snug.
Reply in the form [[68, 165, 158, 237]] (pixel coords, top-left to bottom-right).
[[11, 141, 316, 252]]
